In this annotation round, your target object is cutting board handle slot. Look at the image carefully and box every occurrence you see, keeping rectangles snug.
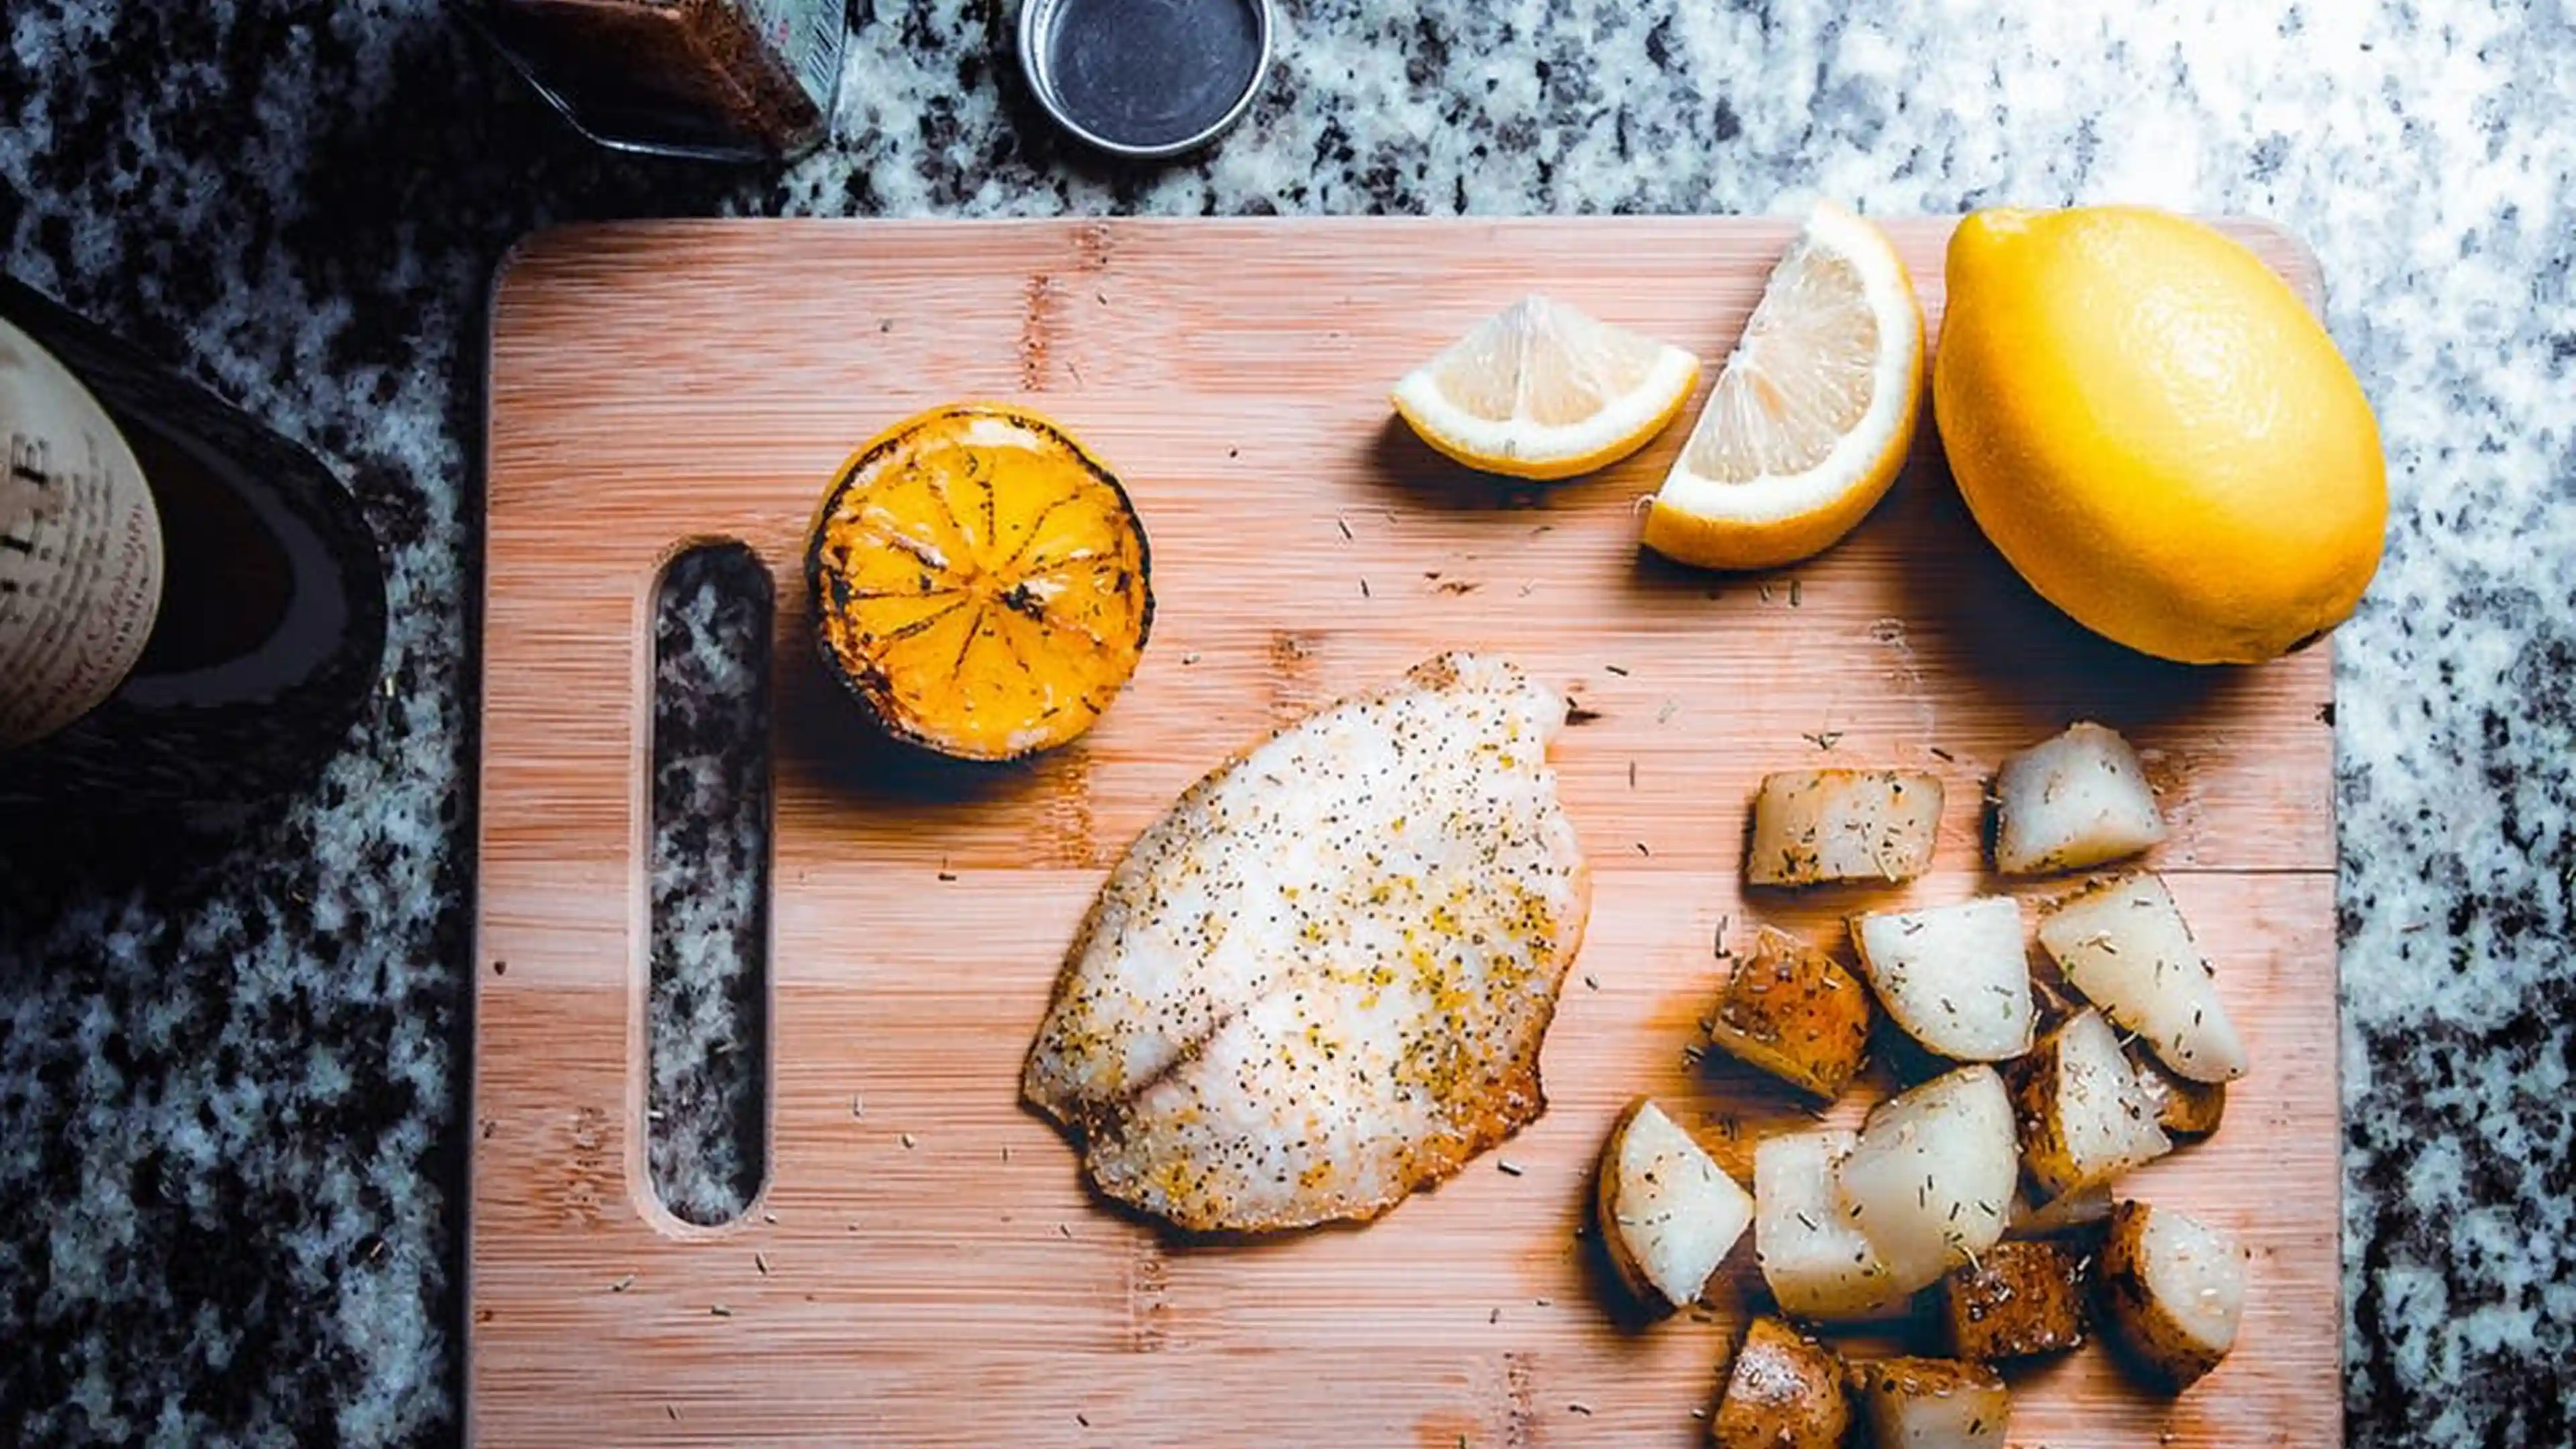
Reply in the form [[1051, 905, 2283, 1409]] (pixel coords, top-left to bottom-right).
[[639, 539, 777, 1232]]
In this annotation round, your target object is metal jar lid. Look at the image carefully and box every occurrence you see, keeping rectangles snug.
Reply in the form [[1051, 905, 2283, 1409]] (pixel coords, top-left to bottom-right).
[[1018, 0, 1274, 160]]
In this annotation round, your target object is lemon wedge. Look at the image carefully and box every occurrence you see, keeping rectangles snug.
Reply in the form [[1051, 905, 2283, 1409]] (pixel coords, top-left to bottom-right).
[[1642, 204, 1925, 570], [1391, 295, 1700, 481]]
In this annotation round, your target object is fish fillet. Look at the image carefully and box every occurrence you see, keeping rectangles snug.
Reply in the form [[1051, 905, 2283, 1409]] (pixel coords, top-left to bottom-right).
[[1024, 652, 1591, 1232]]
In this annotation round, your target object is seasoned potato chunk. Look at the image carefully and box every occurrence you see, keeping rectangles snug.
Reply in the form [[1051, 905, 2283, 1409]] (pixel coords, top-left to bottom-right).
[[1992, 722, 2167, 875], [1942, 1238, 2092, 1360], [1748, 769, 1943, 885], [2100, 1201, 2249, 1393], [1705, 925, 1874, 1100], [1849, 897, 2035, 1062], [2131, 1048, 2228, 1138], [2037, 873, 2247, 1083], [1833, 1066, 2019, 1293], [1753, 1128, 1903, 1321], [1710, 1316, 1851, 1449], [1597, 1099, 1755, 1312], [2004, 1008, 2172, 1201], [1851, 1356, 2010, 1448]]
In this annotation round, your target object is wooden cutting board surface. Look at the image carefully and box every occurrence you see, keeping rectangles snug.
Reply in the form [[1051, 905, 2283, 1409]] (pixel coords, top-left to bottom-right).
[[472, 217, 2338, 1446]]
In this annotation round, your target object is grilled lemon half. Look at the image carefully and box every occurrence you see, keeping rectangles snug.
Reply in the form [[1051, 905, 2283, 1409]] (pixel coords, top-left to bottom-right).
[[807, 404, 1152, 761]]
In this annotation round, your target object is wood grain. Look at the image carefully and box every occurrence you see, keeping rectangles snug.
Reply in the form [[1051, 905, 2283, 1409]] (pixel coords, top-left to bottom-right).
[[473, 217, 2338, 1446]]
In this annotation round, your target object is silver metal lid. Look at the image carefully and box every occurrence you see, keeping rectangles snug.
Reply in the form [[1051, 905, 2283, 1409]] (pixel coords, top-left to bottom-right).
[[1018, 0, 1274, 160]]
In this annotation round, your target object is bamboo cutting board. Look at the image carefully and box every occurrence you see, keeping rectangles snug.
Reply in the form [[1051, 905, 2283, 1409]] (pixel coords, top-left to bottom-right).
[[472, 217, 2339, 1446]]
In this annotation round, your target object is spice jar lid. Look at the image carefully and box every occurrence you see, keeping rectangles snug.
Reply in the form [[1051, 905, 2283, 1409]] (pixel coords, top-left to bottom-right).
[[1018, 0, 1274, 160]]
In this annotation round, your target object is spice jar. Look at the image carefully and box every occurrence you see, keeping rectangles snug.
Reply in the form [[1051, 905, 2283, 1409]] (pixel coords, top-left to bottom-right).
[[451, 0, 847, 161]]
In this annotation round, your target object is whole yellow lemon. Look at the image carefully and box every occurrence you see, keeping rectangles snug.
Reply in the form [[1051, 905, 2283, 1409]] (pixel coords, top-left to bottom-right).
[[1933, 207, 2387, 664]]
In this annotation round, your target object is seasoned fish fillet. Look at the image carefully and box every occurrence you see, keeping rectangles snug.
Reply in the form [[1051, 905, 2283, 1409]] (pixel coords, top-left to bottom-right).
[[1024, 652, 1591, 1232]]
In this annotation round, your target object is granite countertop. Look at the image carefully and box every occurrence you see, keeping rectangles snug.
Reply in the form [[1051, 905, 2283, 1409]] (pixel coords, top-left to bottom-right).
[[3, 1, 2570, 1443]]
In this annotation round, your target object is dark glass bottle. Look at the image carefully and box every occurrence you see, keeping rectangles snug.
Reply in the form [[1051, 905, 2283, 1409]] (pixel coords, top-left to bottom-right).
[[0, 275, 387, 827]]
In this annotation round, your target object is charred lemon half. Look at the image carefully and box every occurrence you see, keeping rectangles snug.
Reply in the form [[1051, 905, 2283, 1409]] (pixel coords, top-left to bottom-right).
[[807, 404, 1152, 761]]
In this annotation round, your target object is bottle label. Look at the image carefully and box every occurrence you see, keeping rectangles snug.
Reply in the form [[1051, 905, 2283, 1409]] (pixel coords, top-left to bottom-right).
[[741, 0, 847, 113], [0, 317, 164, 751]]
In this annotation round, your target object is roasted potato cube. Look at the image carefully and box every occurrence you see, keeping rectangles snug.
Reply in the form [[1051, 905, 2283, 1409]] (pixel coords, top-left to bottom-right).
[[1706, 925, 1874, 1100], [1710, 1316, 1851, 1449], [1942, 1238, 2092, 1360], [2131, 1048, 2228, 1138], [1851, 1356, 2011, 1448], [2100, 1200, 2249, 1392], [2037, 873, 2247, 1083], [1754, 1128, 1904, 1322], [2004, 1008, 2172, 1201], [1833, 1065, 2019, 1294], [1748, 769, 1944, 885], [1992, 722, 2167, 875], [1849, 897, 2035, 1062], [1597, 1098, 1754, 1312]]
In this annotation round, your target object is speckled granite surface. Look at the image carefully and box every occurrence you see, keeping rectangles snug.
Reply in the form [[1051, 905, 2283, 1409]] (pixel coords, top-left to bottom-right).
[[645, 546, 772, 1228], [2, 1, 2570, 1443]]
